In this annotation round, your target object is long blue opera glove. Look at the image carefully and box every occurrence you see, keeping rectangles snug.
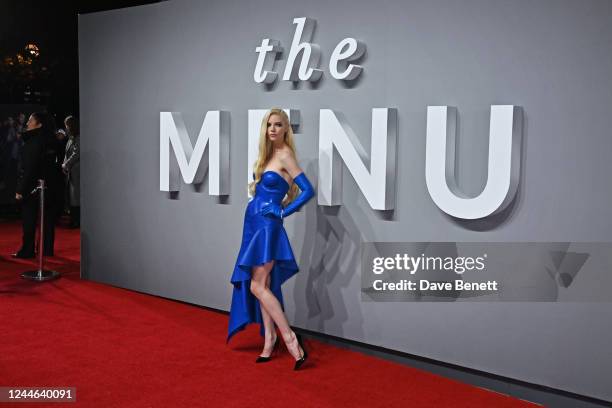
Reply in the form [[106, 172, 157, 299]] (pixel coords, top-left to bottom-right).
[[260, 172, 314, 219]]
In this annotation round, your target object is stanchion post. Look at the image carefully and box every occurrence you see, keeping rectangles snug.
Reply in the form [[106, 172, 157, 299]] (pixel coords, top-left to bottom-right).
[[21, 179, 60, 282], [37, 179, 45, 277]]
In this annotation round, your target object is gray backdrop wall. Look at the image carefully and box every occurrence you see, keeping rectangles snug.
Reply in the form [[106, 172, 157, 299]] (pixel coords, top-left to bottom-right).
[[79, 0, 612, 401]]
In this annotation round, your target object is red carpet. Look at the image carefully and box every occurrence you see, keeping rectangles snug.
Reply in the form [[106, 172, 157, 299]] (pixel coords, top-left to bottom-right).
[[0, 221, 540, 407]]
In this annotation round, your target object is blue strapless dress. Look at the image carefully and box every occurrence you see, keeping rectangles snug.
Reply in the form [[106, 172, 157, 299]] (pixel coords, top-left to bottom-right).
[[226, 171, 299, 343]]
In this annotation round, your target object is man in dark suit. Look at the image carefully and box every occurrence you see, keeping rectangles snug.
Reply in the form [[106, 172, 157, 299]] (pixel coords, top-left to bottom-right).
[[13, 112, 62, 259]]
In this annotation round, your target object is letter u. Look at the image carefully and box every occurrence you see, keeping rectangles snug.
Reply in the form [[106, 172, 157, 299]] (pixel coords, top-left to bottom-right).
[[425, 105, 522, 219]]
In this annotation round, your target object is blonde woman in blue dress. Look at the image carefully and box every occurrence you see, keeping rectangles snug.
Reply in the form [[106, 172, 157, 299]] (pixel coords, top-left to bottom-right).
[[227, 108, 315, 370]]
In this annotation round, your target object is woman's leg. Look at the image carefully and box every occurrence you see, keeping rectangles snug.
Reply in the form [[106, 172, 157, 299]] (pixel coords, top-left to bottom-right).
[[258, 272, 277, 356], [251, 261, 304, 360]]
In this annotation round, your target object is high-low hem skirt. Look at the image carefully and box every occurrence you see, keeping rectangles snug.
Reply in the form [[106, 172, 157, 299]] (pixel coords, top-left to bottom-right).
[[226, 208, 298, 343]]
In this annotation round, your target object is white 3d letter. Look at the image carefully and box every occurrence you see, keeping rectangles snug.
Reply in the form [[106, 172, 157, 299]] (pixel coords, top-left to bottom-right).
[[329, 38, 365, 80], [319, 109, 397, 210], [282, 17, 323, 82], [425, 105, 522, 219], [160, 111, 230, 195], [254, 38, 283, 84]]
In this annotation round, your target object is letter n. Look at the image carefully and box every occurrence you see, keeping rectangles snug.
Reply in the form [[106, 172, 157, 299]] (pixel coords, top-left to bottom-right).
[[318, 108, 397, 210]]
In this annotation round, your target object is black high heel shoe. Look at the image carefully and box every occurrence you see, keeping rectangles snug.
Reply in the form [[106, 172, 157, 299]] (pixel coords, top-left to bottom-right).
[[255, 335, 279, 363], [293, 333, 308, 371]]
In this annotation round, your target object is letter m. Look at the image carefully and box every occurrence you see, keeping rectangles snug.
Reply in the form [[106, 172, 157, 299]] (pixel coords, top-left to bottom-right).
[[160, 111, 230, 194]]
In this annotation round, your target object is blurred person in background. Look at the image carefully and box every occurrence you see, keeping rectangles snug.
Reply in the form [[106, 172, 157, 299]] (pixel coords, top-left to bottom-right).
[[62, 115, 80, 228], [55, 128, 68, 219], [0, 117, 12, 190]]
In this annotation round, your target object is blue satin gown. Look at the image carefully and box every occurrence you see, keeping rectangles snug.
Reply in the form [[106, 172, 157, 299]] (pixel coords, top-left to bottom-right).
[[226, 171, 299, 343]]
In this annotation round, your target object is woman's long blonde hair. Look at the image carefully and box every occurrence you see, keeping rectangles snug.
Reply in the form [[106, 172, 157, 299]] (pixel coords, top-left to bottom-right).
[[248, 108, 299, 206]]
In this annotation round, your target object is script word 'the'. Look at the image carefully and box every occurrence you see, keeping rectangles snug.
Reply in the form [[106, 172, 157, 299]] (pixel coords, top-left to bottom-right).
[[253, 17, 366, 84]]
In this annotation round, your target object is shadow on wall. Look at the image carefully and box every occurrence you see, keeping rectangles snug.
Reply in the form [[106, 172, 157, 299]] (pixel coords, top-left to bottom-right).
[[294, 160, 383, 340]]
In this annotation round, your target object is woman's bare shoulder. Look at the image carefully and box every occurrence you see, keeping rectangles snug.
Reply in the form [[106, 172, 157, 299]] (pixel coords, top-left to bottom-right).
[[277, 147, 296, 162], [278, 148, 302, 177]]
